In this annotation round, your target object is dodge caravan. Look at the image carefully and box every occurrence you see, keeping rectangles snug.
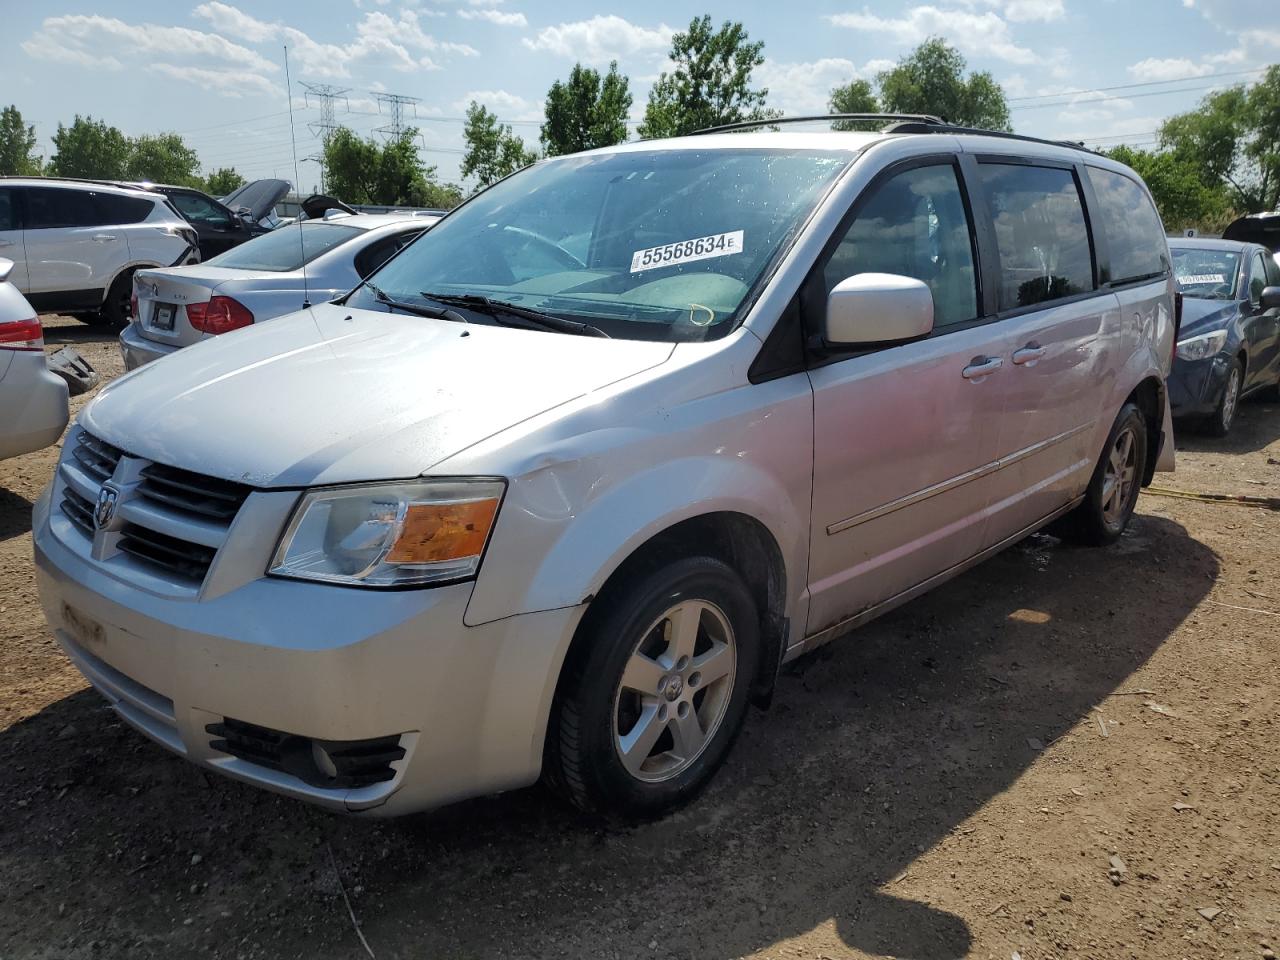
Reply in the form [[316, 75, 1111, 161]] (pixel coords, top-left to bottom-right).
[[33, 117, 1177, 818]]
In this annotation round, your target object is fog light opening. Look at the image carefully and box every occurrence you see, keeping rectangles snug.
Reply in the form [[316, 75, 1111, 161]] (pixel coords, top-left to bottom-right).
[[311, 740, 339, 780]]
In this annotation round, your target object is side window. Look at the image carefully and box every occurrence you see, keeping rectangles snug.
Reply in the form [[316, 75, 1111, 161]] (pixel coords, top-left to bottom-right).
[[822, 163, 979, 328], [978, 163, 1094, 309], [355, 229, 423, 279], [1249, 253, 1267, 304], [0, 189, 15, 231], [1087, 167, 1169, 285], [1267, 253, 1280, 288], [25, 188, 102, 229], [169, 192, 231, 228], [94, 193, 154, 225]]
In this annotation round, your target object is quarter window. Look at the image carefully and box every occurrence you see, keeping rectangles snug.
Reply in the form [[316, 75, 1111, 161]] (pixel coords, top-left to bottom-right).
[[1087, 167, 1169, 284], [978, 163, 1094, 310], [822, 163, 979, 328]]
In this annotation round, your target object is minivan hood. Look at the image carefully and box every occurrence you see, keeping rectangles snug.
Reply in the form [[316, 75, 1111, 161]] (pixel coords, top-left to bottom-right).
[[84, 303, 674, 487]]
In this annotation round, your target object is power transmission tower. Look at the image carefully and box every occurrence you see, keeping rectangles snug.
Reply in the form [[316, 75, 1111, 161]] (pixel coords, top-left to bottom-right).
[[373, 92, 423, 143], [299, 81, 350, 191]]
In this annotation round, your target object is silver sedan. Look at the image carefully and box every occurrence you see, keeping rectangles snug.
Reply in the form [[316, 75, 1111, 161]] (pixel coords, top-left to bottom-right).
[[0, 258, 68, 461]]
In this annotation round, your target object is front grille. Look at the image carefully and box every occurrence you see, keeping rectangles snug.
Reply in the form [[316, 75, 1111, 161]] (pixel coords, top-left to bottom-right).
[[71, 432, 122, 484], [60, 485, 94, 537], [207, 718, 406, 790], [137, 463, 250, 522], [117, 522, 217, 583]]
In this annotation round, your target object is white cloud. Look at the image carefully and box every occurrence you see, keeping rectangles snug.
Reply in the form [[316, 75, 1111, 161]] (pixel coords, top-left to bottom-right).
[[22, 13, 277, 73], [522, 15, 673, 65], [755, 58, 863, 115], [1241, 28, 1280, 47], [148, 63, 281, 99], [454, 89, 541, 120], [191, 2, 474, 77], [1127, 57, 1214, 82], [1001, 0, 1064, 22], [1055, 89, 1135, 126], [826, 6, 1037, 65], [458, 8, 527, 26]]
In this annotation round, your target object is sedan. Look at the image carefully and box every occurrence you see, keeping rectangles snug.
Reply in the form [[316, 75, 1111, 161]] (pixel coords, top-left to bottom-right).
[[120, 213, 437, 369], [1169, 237, 1280, 436], [0, 257, 69, 460]]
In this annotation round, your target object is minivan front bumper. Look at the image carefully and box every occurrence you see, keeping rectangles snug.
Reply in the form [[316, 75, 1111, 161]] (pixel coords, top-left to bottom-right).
[[32, 487, 582, 815]]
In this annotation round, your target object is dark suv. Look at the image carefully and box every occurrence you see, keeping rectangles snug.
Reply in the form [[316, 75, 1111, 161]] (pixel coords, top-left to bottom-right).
[[124, 179, 290, 259]]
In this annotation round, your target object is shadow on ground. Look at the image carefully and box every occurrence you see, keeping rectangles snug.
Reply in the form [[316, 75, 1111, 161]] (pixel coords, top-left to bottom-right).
[[1176, 396, 1280, 456], [0, 488, 33, 541], [0, 514, 1218, 960]]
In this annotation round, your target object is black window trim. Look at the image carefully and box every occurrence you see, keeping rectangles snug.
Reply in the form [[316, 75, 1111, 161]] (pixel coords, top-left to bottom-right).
[[1248, 250, 1268, 306], [969, 153, 1109, 322], [799, 152, 990, 368]]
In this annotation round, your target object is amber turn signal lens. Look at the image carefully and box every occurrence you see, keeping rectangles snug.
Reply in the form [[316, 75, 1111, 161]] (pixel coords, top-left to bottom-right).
[[385, 499, 500, 564]]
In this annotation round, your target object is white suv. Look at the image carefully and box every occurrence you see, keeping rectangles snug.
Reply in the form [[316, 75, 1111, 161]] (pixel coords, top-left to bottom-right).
[[0, 178, 197, 327]]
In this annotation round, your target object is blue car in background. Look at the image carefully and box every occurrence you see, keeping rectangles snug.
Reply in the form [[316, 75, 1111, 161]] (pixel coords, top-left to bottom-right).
[[1168, 237, 1280, 436]]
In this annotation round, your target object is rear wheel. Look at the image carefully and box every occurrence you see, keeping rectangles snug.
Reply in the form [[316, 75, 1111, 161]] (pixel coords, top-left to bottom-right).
[[89, 271, 134, 330], [1054, 402, 1147, 547], [1204, 358, 1242, 437], [544, 556, 760, 819]]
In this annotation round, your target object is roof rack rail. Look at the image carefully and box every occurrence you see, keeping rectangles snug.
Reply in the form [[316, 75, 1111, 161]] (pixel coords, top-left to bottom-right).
[[692, 113, 946, 135], [884, 120, 1099, 155]]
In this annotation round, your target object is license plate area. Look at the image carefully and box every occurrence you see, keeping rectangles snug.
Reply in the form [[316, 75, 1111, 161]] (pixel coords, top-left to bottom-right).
[[151, 303, 176, 332]]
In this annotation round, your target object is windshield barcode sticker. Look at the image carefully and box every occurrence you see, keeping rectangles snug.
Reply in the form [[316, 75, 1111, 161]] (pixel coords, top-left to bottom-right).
[[631, 231, 744, 273], [1180, 274, 1226, 284]]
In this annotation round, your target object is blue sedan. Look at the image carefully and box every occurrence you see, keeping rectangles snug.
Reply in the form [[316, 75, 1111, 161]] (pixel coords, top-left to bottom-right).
[[1169, 237, 1280, 436]]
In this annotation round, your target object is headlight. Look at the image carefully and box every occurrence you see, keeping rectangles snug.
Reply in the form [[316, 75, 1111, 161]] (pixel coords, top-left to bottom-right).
[[1175, 330, 1227, 362], [269, 479, 504, 587]]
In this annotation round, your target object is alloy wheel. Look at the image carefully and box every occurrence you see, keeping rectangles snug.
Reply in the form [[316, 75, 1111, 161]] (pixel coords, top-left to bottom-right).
[[1100, 425, 1138, 530], [612, 599, 737, 783], [1220, 367, 1240, 432]]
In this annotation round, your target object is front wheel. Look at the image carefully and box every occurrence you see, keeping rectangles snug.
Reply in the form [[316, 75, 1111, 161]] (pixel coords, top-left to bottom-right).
[[544, 556, 760, 819], [1204, 358, 1242, 437], [1054, 402, 1148, 547]]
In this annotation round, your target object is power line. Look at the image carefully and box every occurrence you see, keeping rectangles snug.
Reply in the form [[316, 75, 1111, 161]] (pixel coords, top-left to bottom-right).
[[1011, 78, 1263, 113], [1006, 67, 1266, 104]]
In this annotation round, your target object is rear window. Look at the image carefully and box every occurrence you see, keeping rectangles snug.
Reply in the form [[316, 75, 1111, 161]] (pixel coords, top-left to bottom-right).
[[1171, 248, 1239, 300], [978, 163, 1094, 310], [1087, 167, 1169, 285], [204, 222, 361, 272]]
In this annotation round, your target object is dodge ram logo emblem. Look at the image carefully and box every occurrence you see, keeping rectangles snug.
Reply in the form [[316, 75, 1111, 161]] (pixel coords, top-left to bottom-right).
[[95, 485, 120, 531]]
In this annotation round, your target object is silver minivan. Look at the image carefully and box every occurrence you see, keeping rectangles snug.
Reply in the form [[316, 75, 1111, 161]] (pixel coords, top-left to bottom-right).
[[33, 118, 1177, 818]]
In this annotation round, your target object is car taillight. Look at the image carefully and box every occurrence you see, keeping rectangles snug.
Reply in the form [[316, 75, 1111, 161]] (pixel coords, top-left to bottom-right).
[[0, 316, 44, 351], [186, 296, 254, 335]]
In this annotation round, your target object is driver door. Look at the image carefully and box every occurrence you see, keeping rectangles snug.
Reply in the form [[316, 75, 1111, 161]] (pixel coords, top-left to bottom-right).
[[806, 158, 1008, 637]]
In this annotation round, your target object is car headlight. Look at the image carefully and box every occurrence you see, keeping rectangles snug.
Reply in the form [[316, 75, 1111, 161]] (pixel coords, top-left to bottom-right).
[[1175, 330, 1228, 362], [269, 479, 504, 587]]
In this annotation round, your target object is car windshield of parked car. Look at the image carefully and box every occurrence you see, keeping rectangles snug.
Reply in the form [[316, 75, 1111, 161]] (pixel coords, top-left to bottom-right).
[[1172, 248, 1239, 300], [351, 148, 853, 341], [203, 222, 361, 272]]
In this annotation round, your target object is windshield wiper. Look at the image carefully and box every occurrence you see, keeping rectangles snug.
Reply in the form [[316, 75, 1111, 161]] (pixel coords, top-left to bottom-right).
[[366, 283, 468, 324], [420, 292, 610, 338]]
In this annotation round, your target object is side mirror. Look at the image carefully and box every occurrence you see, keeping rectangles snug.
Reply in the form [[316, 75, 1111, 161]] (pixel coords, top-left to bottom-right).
[[1261, 286, 1280, 311], [824, 273, 934, 348]]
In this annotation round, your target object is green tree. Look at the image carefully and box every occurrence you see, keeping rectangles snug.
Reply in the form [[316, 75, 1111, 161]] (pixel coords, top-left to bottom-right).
[[1103, 145, 1230, 232], [637, 16, 773, 139], [204, 167, 246, 198], [460, 102, 537, 190], [49, 115, 131, 179], [877, 38, 1011, 131], [323, 127, 463, 208], [126, 132, 202, 186], [0, 105, 42, 176], [829, 78, 880, 131], [1159, 66, 1280, 212], [541, 61, 633, 156]]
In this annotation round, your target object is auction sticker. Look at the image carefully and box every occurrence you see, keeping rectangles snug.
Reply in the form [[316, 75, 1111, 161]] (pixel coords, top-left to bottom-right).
[[631, 230, 744, 273], [1180, 273, 1226, 284]]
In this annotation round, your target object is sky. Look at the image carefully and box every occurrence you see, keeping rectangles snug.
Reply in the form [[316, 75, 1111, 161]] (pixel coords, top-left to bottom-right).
[[3, 0, 1277, 192]]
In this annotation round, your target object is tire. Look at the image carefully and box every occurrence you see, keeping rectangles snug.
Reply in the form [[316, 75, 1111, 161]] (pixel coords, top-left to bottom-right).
[[90, 271, 134, 330], [544, 556, 761, 819], [1054, 402, 1148, 547], [1204, 358, 1242, 437]]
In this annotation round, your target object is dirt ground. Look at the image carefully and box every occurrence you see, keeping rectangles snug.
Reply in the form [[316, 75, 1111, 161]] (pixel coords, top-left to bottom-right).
[[1, 315, 1278, 960]]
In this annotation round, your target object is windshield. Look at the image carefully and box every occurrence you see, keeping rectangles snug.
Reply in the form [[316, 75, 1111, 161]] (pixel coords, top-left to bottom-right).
[[204, 222, 361, 272], [351, 148, 853, 340], [1172, 248, 1240, 300]]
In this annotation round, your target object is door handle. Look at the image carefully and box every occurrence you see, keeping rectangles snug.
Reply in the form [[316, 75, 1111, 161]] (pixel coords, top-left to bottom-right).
[[962, 356, 1003, 380], [91, 234, 117, 242], [1012, 343, 1047, 366]]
